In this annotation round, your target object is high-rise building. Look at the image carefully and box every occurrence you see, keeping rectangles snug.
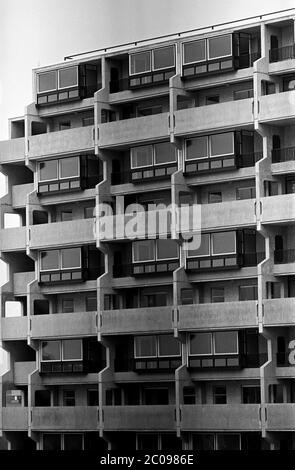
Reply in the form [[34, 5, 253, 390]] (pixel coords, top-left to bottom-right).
[[0, 8, 295, 451]]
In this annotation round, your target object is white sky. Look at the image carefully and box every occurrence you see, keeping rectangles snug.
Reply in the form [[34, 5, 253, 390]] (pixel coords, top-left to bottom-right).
[[0, 0, 294, 370]]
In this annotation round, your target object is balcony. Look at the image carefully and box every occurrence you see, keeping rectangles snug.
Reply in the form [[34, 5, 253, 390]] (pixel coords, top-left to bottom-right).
[[201, 199, 255, 231], [178, 301, 257, 331], [274, 250, 295, 275], [12, 183, 34, 208], [267, 404, 295, 431], [272, 146, 295, 164], [269, 45, 295, 73], [101, 306, 172, 335], [2, 407, 28, 431], [13, 271, 35, 296], [0, 227, 26, 252], [181, 404, 260, 431], [98, 113, 169, 148], [28, 127, 94, 159], [0, 137, 25, 164], [31, 311, 97, 339], [30, 219, 95, 249], [1, 317, 27, 340], [31, 406, 98, 431], [14, 361, 36, 385], [261, 194, 295, 225], [264, 298, 295, 327], [102, 405, 176, 431], [259, 91, 295, 124], [174, 99, 253, 136]]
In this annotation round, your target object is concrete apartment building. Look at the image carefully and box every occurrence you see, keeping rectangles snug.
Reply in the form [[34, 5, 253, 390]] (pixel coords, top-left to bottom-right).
[[0, 8, 295, 451]]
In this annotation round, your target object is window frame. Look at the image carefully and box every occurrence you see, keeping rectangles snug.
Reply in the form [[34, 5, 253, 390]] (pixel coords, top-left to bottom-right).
[[213, 331, 239, 356], [60, 248, 82, 270], [39, 248, 82, 272], [134, 334, 180, 359], [57, 66, 79, 90], [38, 70, 58, 93], [129, 50, 152, 76], [152, 45, 176, 71], [38, 159, 59, 182], [41, 340, 62, 362], [182, 39, 207, 65], [132, 239, 156, 263], [130, 145, 154, 169], [189, 331, 239, 356], [207, 34, 233, 60], [189, 332, 213, 356], [156, 239, 179, 261], [58, 157, 80, 180], [153, 142, 177, 166], [209, 132, 235, 158], [210, 231, 236, 256], [129, 45, 176, 76], [61, 339, 83, 362], [40, 249, 60, 272]]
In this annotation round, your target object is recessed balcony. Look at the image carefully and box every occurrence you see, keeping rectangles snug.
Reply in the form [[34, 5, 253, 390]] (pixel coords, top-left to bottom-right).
[[31, 311, 97, 339], [102, 405, 176, 431], [181, 404, 260, 431], [274, 250, 295, 276], [31, 406, 98, 431], [98, 113, 169, 148], [269, 45, 295, 73]]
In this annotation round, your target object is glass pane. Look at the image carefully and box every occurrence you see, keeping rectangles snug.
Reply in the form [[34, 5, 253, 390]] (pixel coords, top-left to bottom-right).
[[64, 434, 83, 450], [40, 250, 59, 270], [210, 132, 234, 156], [190, 332, 212, 355], [61, 248, 81, 269], [135, 336, 157, 357], [58, 66, 78, 88], [62, 299, 74, 313], [130, 51, 151, 74], [211, 231, 236, 255], [38, 71, 57, 92], [156, 239, 178, 260], [133, 240, 155, 262], [39, 160, 58, 181], [43, 434, 61, 451], [208, 35, 232, 59], [188, 233, 210, 257], [131, 146, 153, 168], [86, 296, 97, 311], [154, 142, 176, 164], [62, 339, 82, 360], [183, 39, 206, 64], [214, 331, 238, 354], [186, 137, 208, 160], [42, 341, 61, 361], [153, 45, 175, 70], [158, 335, 180, 356], [216, 434, 240, 450], [59, 157, 79, 178]]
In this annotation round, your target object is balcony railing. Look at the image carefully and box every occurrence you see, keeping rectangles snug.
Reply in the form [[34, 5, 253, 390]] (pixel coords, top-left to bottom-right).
[[111, 163, 177, 185], [186, 254, 241, 272], [274, 249, 295, 264], [114, 357, 181, 373], [236, 152, 263, 168], [113, 260, 179, 277], [272, 146, 295, 163], [269, 44, 295, 63], [188, 353, 267, 370]]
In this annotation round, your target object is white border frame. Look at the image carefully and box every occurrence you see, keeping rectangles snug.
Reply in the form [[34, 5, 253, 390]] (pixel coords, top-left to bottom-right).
[[210, 231, 237, 256], [38, 70, 58, 93], [58, 66, 79, 90], [209, 132, 235, 158], [38, 160, 59, 182], [134, 335, 158, 359], [152, 44, 176, 72], [207, 34, 233, 60], [62, 338, 83, 361], [61, 247, 82, 270], [41, 340, 62, 362], [182, 38, 207, 65], [185, 136, 209, 162], [130, 146, 153, 169], [155, 239, 179, 261], [153, 142, 177, 166], [213, 330, 239, 355], [39, 250, 60, 272], [129, 50, 152, 76], [132, 240, 155, 263], [189, 332, 213, 356], [58, 156, 80, 180]]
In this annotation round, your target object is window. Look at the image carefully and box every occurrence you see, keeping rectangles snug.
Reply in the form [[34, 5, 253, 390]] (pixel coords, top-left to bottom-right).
[[5, 300, 23, 318], [192, 434, 214, 451], [183, 387, 196, 404], [131, 146, 153, 168], [40, 248, 81, 272], [153, 46, 175, 70], [86, 295, 97, 312], [62, 298, 74, 313], [61, 248, 81, 269], [141, 292, 167, 307], [40, 250, 59, 271], [133, 240, 155, 262], [39, 160, 58, 181], [131, 143, 175, 168], [84, 206, 95, 219], [144, 388, 169, 405], [208, 35, 232, 59], [180, 288, 194, 305], [154, 142, 176, 165], [87, 389, 99, 406], [206, 95, 220, 105], [213, 386, 227, 404], [156, 239, 178, 260], [188, 233, 210, 257], [211, 288, 224, 303], [239, 285, 258, 301], [38, 71, 57, 93], [59, 157, 79, 179], [189, 331, 238, 356], [185, 132, 234, 161], [58, 67, 78, 89], [61, 210, 72, 222], [82, 116, 94, 126], [59, 121, 71, 131], [211, 231, 236, 255], [63, 390, 75, 406], [132, 239, 178, 263], [242, 386, 260, 404], [41, 339, 82, 362], [208, 192, 222, 204], [134, 335, 180, 358], [130, 51, 151, 74], [216, 434, 240, 450], [236, 187, 256, 200], [43, 434, 61, 451], [183, 39, 206, 64]]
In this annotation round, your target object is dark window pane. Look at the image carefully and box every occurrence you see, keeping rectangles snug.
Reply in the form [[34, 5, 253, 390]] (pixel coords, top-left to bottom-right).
[[239, 285, 258, 301], [186, 137, 208, 160], [216, 434, 240, 450], [144, 388, 169, 405], [62, 298, 74, 313], [214, 331, 238, 354], [135, 336, 157, 357], [61, 211, 72, 222], [208, 192, 222, 204], [183, 40, 206, 64], [87, 389, 99, 406], [84, 206, 95, 218], [133, 240, 155, 262], [59, 157, 79, 178], [41, 341, 61, 361], [137, 434, 158, 451], [39, 160, 58, 181], [192, 434, 214, 450], [40, 250, 59, 270], [131, 146, 153, 168], [156, 239, 178, 260], [38, 71, 57, 92], [208, 35, 232, 59], [153, 46, 175, 70], [43, 434, 61, 450], [63, 390, 76, 406], [62, 339, 82, 360], [211, 231, 236, 255], [211, 288, 224, 303], [58, 67, 78, 88], [210, 132, 234, 156], [64, 434, 83, 450], [188, 233, 210, 257], [158, 335, 180, 356], [242, 386, 260, 404], [59, 121, 71, 131], [154, 142, 176, 164], [61, 248, 81, 269], [86, 296, 97, 311], [130, 51, 151, 74], [213, 386, 227, 404], [190, 333, 212, 355]]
